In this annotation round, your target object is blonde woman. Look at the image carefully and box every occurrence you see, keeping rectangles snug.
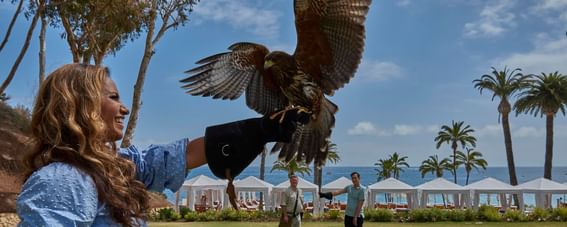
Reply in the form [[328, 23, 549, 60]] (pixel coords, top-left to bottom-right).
[[17, 63, 308, 226]]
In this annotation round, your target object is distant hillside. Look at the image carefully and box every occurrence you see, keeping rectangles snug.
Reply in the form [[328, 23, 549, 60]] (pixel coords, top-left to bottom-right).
[[0, 102, 31, 212]]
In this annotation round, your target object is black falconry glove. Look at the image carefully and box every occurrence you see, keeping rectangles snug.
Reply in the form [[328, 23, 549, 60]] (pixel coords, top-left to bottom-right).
[[204, 109, 310, 180], [319, 192, 333, 200]]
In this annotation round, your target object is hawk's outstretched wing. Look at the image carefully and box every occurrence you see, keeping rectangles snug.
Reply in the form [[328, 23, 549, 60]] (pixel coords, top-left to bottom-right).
[[293, 0, 371, 96], [181, 42, 287, 114]]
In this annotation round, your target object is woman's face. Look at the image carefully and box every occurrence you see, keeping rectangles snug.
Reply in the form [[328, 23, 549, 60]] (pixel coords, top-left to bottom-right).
[[101, 78, 129, 141]]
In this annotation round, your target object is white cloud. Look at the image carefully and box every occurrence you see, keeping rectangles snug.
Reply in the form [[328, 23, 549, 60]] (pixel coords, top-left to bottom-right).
[[357, 59, 403, 82], [397, 0, 412, 7], [463, 0, 517, 38], [393, 124, 423, 135], [476, 124, 502, 137], [347, 121, 389, 136], [498, 35, 567, 74], [193, 0, 281, 39], [534, 0, 567, 11], [514, 126, 545, 138]]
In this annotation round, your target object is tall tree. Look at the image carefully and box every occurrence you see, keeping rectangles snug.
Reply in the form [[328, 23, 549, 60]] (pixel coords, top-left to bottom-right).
[[419, 155, 451, 178], [455, 148, 487, 185], [514, 72, 567, 179], [121, 0, 199, 148], [313, 142, 340, 189], [0, 0, 44, 96], [0, 0, 24, 54], [38, 0, 47, 83], [258, 148, 267, 210], [50, 0, 147, 65], [271, 157, 311, 178], [374, 158, 393, 181], [389, 152, 409, 179], [434, 121, 477, 184], [473, 67, 529, 189]]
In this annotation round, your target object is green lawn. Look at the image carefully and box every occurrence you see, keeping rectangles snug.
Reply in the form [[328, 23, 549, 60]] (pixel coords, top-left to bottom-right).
[[149, 222, 567, 227]]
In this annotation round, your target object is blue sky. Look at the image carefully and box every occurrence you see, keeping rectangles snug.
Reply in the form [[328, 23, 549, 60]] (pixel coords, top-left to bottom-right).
[[1, 0, 567, 168]]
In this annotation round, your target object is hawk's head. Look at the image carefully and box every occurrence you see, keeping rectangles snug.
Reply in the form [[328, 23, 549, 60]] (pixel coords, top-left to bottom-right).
[[264, 51, 295, 72]]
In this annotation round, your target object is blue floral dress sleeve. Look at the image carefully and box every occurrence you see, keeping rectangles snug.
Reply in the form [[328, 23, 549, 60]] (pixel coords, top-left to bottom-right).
[[118, 138, 190, 192], [17, 163, 99, 227]]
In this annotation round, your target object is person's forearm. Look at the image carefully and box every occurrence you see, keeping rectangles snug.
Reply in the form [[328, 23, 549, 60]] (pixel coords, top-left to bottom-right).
[[186, 137, 206, 169], [354, 201, 363, 217]]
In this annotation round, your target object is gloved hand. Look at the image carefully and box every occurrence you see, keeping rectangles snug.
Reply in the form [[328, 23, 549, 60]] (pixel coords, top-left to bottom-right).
[[204, 108, 310, 180], [319, 192, 333, 200]]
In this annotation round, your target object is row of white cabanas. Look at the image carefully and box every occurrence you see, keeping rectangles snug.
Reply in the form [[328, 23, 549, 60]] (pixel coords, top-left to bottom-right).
[[175, 174, 567, 213]]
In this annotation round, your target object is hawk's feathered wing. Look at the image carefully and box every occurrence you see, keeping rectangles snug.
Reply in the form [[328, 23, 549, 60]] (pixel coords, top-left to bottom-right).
[[181, 42, 287, 115]]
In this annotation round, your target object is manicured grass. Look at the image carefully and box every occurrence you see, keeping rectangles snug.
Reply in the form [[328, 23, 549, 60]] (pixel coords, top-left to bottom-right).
[[149, 222, 567, 227]]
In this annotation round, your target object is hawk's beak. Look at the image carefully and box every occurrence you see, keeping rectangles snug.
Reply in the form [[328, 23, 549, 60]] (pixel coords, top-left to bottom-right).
[[264, 60, 274, 69]]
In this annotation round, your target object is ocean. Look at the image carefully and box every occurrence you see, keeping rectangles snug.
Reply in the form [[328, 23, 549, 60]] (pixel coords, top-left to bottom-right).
[[166, 166, 567, 208]]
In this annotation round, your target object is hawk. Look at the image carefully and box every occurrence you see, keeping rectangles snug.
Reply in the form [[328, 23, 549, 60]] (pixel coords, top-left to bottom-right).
[[181, 0, 371, 166]]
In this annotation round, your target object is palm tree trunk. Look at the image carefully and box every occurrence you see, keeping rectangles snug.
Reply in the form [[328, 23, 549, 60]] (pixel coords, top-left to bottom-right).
[[259, 149, 266, 210], [465, 172, 470, 185], [0, 0, 24, 54], [452, 148, 457, 184], [0, 2, 42, 96], [544, 113, 554, 179], [501, 111, 520, 205]]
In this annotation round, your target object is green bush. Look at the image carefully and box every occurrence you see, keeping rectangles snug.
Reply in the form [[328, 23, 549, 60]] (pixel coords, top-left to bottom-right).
[[157, 208, 178, 221], [550, 208, 567, 221], [365, 208, 393, 222], [529, 207, 550, 221], [218, 209, 240, 221], [409, 208, 432, 222], [179, 207, 191, 218], [503, 209, 527, 222], [446, 209, 466, 222], [463, 208, 477, 221], [184, 212, 198, 221], [325, 209, 342, 220], [478, 205, 501, 222], [302, 212, 313, 221]]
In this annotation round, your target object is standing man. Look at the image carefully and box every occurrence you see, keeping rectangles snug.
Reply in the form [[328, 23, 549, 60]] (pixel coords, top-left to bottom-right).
[[280, 174, 304, 227], [319, 172, 365, 227]]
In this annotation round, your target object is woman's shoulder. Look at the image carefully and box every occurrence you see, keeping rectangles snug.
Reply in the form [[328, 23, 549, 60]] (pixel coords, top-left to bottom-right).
[[23, 162, 96, 190]]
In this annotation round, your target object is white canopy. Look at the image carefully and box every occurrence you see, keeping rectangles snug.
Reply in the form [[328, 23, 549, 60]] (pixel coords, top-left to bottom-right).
[[180, 175, 226, 211], [367, 178, 418, 209], [416, 178, 470, 208], [233, 176, 274, 210], [465, 177, 523, 209], [272, 176, 320, 214], [322, 177, 352, 192], [518, 178, 567, 209]]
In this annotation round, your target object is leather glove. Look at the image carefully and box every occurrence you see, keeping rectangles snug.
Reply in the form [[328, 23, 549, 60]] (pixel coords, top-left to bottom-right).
[[204, 109, 310, 180], [319, 192, 333, 200]]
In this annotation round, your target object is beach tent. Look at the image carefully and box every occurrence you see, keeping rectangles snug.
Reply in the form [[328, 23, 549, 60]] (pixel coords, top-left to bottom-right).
[[233, 176, 274, 210], [321, 177, 352, 192], [273, 176, 320, 214], [367, 177, 418, 209], [415, 178, 470, 208], [464, 177, 523, 210], [517, 177, 567, 209], [180, 175, 226, 211]]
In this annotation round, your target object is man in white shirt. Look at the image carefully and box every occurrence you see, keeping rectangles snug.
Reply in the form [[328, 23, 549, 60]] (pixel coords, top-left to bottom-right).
[[280, 174, 304, 227]]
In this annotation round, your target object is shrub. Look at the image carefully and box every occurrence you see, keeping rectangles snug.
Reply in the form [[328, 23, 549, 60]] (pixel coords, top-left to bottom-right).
[[446, 209, 466, 222], [179, 207, 191, 218], [550, 208, 567, 221], [478, 205, 501, 222], [325, 209, 342, 220], [365, 208, 393, 222], [503, 209, 527, 222], [157, 208, 178, 221], [184, 212, 198, 222], [463, 208, 477, 221], [409, 208, 432, 222], [302, 211, 313, 221], [529, 207, 550, 221], [218, 208, 240, 221]]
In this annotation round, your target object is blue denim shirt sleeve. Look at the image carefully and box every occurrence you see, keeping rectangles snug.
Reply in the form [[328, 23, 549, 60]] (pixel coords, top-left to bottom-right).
[[118, 138, 189, 192], [17, 163, 98, 227]]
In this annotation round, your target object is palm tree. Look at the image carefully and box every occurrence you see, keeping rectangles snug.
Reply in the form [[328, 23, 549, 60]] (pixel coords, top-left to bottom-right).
[[473, 67, 530, 189], [419, 155, 451, 178], [271, 156, 312, 177], [374, 158, 394, 181], [314, 142, 341, 189], [389, 152, 410, 179], [514, 72, 567, 179], [434, 121, 477, 184], [456, 148, 488, 185]]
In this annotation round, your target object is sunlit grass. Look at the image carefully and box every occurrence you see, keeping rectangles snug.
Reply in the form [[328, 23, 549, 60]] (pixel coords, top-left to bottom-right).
[[149, 222, 567, 227]]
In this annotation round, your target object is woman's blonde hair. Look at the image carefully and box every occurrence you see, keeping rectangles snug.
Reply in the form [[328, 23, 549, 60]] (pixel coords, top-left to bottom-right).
[[24, 63, 149, 226]]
